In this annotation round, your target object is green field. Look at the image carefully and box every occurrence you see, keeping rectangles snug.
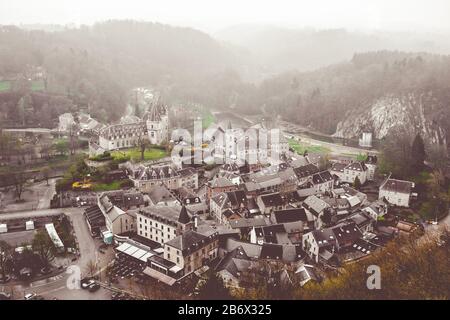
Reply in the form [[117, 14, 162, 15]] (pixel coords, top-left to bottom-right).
[[31, 80, 45, 91], [111, 147, 168, 162], [0, 81, 11, 92], [288, 138, 330, 154], [202, 109, 216, 129], [92, 181, 122, 192]]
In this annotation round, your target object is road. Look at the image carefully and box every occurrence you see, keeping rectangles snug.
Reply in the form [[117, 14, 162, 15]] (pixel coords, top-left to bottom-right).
[[425, 210, 450, 234], [37, 178, 56, 210], [222, 110, 379, 156], [0, 207, 113, 300]]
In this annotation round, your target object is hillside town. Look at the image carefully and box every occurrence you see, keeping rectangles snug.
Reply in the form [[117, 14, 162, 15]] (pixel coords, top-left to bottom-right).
[[2, 94, 441, 301]]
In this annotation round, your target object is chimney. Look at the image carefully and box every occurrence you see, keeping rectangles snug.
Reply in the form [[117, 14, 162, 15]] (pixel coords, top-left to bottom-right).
[[193, 214, 198, 231]]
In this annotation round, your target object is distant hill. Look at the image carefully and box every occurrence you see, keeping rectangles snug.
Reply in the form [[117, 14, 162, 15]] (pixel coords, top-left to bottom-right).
[[216, 25, 450, 74], [229, 51, 450, 149], [0, 20, 238, 123]]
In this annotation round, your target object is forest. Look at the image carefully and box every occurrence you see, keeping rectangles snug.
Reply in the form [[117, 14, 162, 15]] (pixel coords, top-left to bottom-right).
[[0, 21, 237, 125], [1, 22, 450, 155]]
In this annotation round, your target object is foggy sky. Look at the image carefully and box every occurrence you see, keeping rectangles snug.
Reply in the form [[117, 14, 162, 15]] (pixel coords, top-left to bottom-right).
[[1, 0, 450, 33]]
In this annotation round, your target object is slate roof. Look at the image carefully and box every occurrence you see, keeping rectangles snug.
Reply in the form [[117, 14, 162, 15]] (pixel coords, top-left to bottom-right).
[[165, 230, 218, 255], [209, 176, 236, 188], [229, 217, 267, 229], [260, 243, 283, 260], [254, 224, 286, 244], [215, 246, 252, 277], [178, 205, 190, 224], [303, 195, 329, 216], [222, 238, 262, 259], [148, 185, 178, 205], [331, 222, 363, 246], [345, 161, 368, 172], [260, 193, 284, 207], [310, 228, 337, 248], [312, 170, 333, 185], [135, 164, 191, 181], [138, 205, 191, 226], [331, 162, 347, 173], [293, 164, 320, 179], [273, 208, 308, 223], [381, 179, 414, 194]]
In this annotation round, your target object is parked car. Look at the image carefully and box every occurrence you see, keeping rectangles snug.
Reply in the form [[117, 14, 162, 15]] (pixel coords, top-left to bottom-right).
[[24, 293, 37, 300], [88, 283, 101, 292], [81, 278, 96, 289]]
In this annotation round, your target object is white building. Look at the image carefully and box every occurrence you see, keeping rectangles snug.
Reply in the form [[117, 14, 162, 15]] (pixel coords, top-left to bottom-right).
[[379, 178, 415, 207], [89, 100, 169, 157], [135, 205, 193, 245], [98, 193, 135, 235], [143, 101, 169, 145], [98, 122, 147, 151], [359, 132, 373, 148], [130, 163, 198, 193], [58, 113, 75, 132], [211, 124, 289, 165], [343, 161, 368, 185]]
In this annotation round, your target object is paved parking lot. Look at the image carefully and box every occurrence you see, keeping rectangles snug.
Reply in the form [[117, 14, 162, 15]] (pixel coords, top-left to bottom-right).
[[109, 253, 146, 281]]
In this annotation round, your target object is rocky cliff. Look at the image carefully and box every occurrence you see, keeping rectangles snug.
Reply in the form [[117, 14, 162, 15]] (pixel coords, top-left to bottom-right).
[[333, 93, 447, 146]]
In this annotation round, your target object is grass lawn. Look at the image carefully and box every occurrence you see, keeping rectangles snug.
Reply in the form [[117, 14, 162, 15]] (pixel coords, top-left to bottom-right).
[[31, 80, 45, 91], [111, 147, 168, 162], [92, 181, 122, 192], [0, 81, 11, 92], [288, 138, 330, 154], [202, 109, 215, 129]]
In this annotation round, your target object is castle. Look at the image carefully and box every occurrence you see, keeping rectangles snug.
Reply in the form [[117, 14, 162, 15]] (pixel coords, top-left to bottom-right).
[[89, 100, 169, 157]]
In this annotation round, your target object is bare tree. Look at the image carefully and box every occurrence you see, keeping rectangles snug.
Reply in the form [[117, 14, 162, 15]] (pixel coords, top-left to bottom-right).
[[0, 241, 12, 281], [137, 133, 150, 161], [42, 166, 51, 186], [11, 171, 28, 201], [32, 230, 56, 269], [85, 260, 98, 278], [68, 124, 78, 155]]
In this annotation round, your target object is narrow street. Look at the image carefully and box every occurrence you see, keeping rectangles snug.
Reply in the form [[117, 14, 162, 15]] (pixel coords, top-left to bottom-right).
[[0, 207, 113, 300], [36, 178, 56, 210]]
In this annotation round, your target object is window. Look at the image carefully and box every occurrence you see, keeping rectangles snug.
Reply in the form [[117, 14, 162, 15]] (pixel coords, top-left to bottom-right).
[[167, 254, 171, 260], [177, 257, 180, 263]]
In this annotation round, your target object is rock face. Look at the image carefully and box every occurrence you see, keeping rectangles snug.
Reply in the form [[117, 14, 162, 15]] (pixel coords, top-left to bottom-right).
[[333, 93, 447, 146]]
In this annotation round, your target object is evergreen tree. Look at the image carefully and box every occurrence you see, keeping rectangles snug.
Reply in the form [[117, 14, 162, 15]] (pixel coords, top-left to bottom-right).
[[197, 272, 231, 300], [411, 133, 426, 171], [354, 176, 362, 190]]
